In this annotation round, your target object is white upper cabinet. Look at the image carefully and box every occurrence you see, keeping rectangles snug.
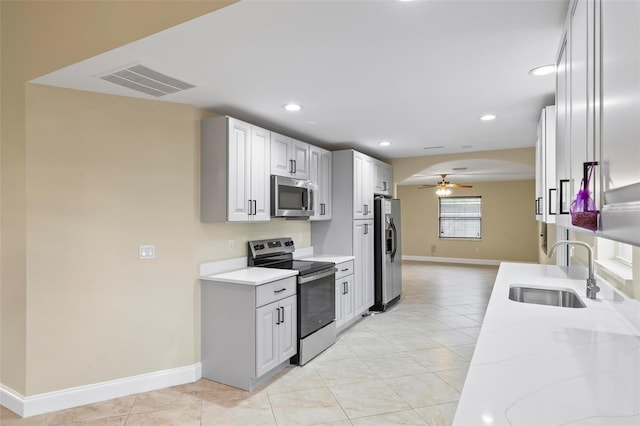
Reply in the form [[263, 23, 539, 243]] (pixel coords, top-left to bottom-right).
[[309, 145, 332, 221], [555, 0, 640, 244], [555, 30, 571, 222], [599, 0, 640, 190], [270, 132, 310, 180], [598, 0, 640, 245], [535, 106, 557, 223], [201, 116, 271, 222], [374, 160, 393, 196], [568, 0, 597, 207], [353, 151, 374, 219]]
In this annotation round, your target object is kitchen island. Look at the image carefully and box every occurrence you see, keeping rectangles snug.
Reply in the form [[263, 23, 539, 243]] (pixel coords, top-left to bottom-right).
[[454, 262, 640, 425]]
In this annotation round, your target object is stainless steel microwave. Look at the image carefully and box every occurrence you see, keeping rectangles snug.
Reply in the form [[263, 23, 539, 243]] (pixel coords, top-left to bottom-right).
[[271, 175, 314, 218]]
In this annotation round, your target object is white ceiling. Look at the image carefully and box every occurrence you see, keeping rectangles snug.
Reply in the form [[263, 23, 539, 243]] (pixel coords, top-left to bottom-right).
[[31, 0, 568, 184]]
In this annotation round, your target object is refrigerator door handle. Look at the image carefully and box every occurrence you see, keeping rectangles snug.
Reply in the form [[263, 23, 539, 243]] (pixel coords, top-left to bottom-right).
[[390, 218, 398, 262]]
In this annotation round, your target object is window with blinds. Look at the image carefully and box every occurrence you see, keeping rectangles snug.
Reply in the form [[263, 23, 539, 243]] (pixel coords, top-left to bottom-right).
[[439, 196, 482, 239]]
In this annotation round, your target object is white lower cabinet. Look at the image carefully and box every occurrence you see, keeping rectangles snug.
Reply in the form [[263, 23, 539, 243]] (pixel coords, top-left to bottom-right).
[[255, 295, 297, 377], [201, 276, 296, 391], [353, 220, 374, 316], [334, 260, 355, 331]]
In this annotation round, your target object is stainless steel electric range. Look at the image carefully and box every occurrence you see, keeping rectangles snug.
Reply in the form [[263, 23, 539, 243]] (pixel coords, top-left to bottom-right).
[[248, 237, 336, 365]]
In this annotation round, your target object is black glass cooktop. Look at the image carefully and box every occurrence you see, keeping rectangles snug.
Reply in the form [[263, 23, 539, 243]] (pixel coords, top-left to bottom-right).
[[260, 259, 335, 276]]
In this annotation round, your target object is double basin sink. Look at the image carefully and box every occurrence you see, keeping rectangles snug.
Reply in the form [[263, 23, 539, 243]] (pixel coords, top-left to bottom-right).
[[508, 285, 586, 309]]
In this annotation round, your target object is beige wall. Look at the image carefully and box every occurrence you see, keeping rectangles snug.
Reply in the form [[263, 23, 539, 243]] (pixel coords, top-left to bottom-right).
[[397, 180, 539, 263], [0, 0, 308, 397], [20, 85, 311, 395]]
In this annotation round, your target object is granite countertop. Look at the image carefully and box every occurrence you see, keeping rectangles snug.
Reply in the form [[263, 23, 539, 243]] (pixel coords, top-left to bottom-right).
[[199, 267, 298, 286], [454, 262, 640, 425]]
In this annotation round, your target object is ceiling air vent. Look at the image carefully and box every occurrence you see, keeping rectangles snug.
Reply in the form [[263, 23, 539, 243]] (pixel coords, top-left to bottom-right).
[[99, 65, 194, 97]]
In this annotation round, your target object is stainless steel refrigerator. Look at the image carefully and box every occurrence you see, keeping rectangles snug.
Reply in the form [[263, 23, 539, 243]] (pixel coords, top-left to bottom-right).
[[372, 196, 402, 311]]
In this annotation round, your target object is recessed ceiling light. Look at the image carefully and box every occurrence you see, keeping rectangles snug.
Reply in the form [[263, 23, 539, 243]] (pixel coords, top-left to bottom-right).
[[480, 114, 497, 121], [379, 141, 391, 146], [283, 103, 302, 112], [528, 65, 555, 76]]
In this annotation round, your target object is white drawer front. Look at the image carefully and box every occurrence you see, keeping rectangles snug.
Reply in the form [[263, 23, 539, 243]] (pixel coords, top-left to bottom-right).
[[256, 276, 297, 307], [335, 260, 354, 280]]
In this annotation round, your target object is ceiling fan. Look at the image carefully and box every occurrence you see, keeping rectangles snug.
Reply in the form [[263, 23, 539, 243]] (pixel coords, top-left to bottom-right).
[[418, 174, 473, 196]]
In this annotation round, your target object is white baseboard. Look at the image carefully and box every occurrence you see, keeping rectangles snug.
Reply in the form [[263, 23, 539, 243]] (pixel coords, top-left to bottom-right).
[[0, 363, 201, 418], [402, 255, 501, 266]]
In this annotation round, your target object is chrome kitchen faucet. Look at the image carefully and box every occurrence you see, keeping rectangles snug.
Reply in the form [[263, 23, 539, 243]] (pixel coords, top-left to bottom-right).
[[548, 240, 600, 299]]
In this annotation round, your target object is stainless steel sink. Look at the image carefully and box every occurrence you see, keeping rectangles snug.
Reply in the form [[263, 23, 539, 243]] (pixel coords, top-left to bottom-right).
[[508, 286, 586, 308]]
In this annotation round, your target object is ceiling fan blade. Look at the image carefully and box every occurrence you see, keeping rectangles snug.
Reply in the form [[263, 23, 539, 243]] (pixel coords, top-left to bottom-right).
[[418, 185, 437, 189], [449, 184, 473, 188]]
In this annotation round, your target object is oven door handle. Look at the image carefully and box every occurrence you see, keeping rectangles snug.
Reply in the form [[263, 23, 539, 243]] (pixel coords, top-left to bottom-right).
[[298, 268, 337, 284]]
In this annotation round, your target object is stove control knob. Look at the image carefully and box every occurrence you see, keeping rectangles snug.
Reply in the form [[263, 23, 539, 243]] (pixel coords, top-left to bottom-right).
[[254, 244, 264, 251]]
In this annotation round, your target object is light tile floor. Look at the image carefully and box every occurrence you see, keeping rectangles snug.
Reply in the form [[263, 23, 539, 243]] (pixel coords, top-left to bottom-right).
[[1, 261, 497, 425]]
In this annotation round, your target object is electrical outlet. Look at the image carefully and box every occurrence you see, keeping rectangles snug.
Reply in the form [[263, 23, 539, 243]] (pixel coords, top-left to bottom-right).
[[228, 240, 235, 251], [139, 245, 155, 259]]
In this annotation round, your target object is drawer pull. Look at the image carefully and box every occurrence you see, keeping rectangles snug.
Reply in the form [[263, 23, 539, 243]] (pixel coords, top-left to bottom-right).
[[274, 288, 287, 293], [341, 268, 349, 272]]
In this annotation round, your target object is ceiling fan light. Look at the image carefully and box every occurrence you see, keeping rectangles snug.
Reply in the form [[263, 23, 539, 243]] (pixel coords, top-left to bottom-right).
[[435, 187, 451, 196]]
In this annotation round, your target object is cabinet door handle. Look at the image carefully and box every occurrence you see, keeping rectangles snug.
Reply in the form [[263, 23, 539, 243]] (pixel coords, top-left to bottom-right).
[[320, 203, 325, 215], [253, 200, 257, 216], [293, 160, 297, 174], [289, 159, 294, 173], [559, 179, 570, 215], [280, 307, 285, 324], [345, 282, 349, 293], [548, 188, 557, 215], [276, 308, 281, 325], [364, 204, 369, 215], [383, 181, 388, 191], [248, 199, 253, 216], [364, 224, 369, 234], [274, 288, 286, 293]]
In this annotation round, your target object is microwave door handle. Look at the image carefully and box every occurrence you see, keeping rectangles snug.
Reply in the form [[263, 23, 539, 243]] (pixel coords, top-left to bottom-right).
[[302, 189, 312, 211]]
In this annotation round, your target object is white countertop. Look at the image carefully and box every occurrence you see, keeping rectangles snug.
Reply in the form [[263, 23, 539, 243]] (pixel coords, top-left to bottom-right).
[[199, 267, 298, 286], [454, 262, 640, 426], [299, 255, 355, 264], [199, 250, 351, 286]]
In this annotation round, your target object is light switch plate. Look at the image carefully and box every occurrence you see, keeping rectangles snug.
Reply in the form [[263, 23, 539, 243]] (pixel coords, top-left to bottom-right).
[[139, 245, 155, 259]]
